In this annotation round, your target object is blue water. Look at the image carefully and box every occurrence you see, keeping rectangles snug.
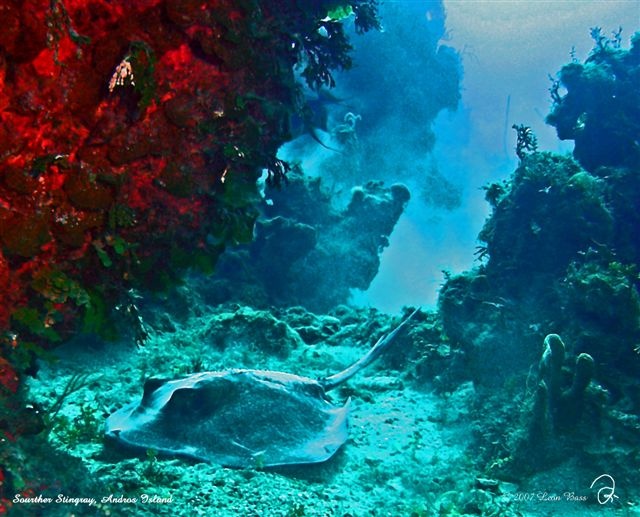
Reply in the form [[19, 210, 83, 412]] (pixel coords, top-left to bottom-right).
[[319, 0, 639, 312]]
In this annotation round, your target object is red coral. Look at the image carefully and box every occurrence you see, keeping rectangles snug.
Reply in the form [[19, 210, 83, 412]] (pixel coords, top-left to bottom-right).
[[0, 0, 370, 443], [0, 357, 18, 393], [1, 1, 233, 309]]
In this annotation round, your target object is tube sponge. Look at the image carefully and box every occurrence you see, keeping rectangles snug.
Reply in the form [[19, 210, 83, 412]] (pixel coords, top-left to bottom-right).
[[535, 334, 595, 433]]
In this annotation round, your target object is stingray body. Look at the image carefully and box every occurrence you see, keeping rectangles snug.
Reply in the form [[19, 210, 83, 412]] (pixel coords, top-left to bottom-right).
[[105, 309, 417, 468]]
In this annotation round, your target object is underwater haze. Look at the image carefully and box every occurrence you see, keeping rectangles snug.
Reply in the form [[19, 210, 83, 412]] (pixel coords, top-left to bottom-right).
[[351, 0, 640, 312]]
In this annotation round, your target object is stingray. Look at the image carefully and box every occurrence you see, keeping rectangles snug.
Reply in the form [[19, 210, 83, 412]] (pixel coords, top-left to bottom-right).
[[104, 308, 418, 468]]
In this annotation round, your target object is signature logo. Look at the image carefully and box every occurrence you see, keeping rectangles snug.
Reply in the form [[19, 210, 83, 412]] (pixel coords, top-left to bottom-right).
[[590, 474, 619, 505]]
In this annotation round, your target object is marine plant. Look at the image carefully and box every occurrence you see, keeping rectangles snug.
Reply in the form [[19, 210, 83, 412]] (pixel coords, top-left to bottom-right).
[[511, 124, 538, 161], [52, 401, 103, 448], [44, 373, 95, 435]]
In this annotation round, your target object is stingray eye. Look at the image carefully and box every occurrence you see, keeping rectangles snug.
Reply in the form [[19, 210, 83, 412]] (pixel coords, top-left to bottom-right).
[[310, 384, 329, 400], [142, 378, 165, 397]]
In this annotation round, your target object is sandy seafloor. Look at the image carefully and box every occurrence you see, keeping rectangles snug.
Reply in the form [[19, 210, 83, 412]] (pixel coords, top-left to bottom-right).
[[23, 305, 640, 517]]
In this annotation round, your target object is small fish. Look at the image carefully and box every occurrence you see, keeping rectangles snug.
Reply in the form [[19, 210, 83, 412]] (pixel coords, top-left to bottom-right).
[[290, 89, 345, 153]]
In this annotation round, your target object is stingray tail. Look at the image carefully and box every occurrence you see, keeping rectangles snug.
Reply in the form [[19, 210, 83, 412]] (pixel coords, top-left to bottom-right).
[[320, 307, 419, 391]]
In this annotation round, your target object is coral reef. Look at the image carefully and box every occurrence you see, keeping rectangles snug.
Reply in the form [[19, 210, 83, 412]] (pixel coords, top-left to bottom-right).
[[437, 31, 640, 497], [201, 170, 410, 312], [339, 1, 461, 155], [0, 1, 381, 510], [480, 153, 614, 283], [441, 149, 640, 400], [557, 258, 640, 373], [283, 0, 463, 205], [3, 10, 639, 515], [439, 147, 638, 389], [0, 0, 381, 344], [546, 28, 640, 172]]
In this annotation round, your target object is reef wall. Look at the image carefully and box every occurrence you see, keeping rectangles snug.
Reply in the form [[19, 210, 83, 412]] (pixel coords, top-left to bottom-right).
[[437, 29, 640, 482], [0, 0, 381, 384], [440, 31, 640, 386], [200, 170, 410, 312]]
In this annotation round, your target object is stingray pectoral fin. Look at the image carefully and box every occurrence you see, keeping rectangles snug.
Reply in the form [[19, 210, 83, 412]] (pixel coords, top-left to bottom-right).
[[326, 397, 351, 446], [104, 401, 140, 436], [302, 398, 351, 463]]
